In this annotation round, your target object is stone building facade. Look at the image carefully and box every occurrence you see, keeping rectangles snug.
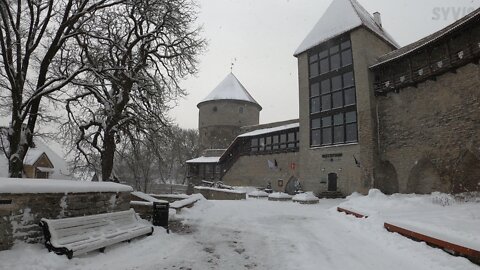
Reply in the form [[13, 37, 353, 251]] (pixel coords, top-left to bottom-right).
[[187, 0, 480, 196]]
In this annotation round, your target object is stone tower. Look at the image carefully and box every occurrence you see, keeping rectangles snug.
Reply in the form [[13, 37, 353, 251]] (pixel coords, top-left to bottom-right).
[[198, 73, 262, 151]]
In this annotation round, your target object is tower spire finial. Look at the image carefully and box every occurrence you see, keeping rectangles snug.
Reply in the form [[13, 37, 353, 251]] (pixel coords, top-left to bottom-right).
[[230, 58, 237, 73]]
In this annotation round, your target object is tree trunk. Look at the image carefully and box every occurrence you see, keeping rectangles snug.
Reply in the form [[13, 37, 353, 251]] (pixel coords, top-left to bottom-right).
[[8, 122, 25, 178], [101, 127, 116, 181]]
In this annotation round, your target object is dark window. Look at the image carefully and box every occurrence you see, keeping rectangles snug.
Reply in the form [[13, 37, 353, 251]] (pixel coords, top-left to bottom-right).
[[251, 138, 259, 152], [346, 111, 358, 142], [321, 79, 330, 94], [272, 135, 279, 150], [343, 72, 354, 87], [319, 49, 328, 58], [311, 82, 320, 96], [308, 36, 357, 147], [239, 107, 244, 113], [265, 136, 272, 150], [330, 54, 340, 71], [330, 45, 339, 54], [331, 75, 342, 91], [321, 95, 331, 111], [311, 129, 321, 146], [288, 132, 296, 148], [259, 137, 265, 151], [346, 123, 357, 142], [311, 97, 320, 113], [332, 91, 343, 109], [280, 133, 287, 149], [310, 63, 319, 77], [341, 50, 352, 66], [344, 87, 356, 105], [340, 40, 351, 50], [319, 58, 329, 74]]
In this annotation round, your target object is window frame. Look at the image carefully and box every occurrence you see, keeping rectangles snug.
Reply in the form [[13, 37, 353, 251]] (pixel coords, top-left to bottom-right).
[[308, 35, 358, 147]]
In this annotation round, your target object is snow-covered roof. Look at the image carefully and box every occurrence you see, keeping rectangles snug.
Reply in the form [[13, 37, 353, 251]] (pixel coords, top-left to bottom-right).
[[294, 0, 399, 56], [186, 156, 220, 164], [0, 138, 72, 179], [238, 123, 299, 138], [23, 148, 45, 166], [198, 73, 261, 109], [0, 178, 133, 194], [371, 7, 480, 68]]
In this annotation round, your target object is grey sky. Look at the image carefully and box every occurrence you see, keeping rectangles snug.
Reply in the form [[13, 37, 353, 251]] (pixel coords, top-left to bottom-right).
[[171, 0, 480, 129]]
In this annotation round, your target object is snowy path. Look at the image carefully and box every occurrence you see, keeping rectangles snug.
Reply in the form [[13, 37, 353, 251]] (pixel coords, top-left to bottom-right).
[[0, 199, 477, 270]]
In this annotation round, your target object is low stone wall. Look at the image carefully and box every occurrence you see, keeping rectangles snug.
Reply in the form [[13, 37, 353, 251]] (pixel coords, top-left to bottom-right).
[[194, 187, 246, 200], [0, 191, 130, 251]]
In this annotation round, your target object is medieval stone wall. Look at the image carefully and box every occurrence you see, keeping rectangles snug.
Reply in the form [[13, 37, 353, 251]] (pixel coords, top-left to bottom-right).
[[377, 62, 480, 194], [0, 191, 130, 251], [222, 152, 299, 192]]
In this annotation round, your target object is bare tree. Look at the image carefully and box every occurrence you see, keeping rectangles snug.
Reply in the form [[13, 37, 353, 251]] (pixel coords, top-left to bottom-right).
[[62, 0, 205, 181], [0, 0, 120, 177], [114, 126, 199, 191]]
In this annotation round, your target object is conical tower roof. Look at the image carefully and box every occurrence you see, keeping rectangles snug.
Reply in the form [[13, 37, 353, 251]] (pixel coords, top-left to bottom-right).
[[198, 73, 262, 110], [294, 0, 398, 56]]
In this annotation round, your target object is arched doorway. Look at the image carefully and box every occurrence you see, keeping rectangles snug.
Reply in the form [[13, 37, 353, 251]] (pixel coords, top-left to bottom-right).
[[328, 173, 337, 192], [452, 150, 480, 193], [407, 158, 442, 194], [375, 160, 399, 194]]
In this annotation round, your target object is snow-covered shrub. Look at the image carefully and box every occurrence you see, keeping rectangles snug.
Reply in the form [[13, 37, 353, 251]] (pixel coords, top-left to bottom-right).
[[248, 190, 269, 198], [292, 192, 319, 204], [431, 192, 455, 206]]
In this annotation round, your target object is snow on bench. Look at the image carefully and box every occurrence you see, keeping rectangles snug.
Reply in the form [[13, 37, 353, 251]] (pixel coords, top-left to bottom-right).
[[384, 221, 480, 263], [337, 207, 368, 218], [170, 194, 204, 212], [39, 209, 153, 259]]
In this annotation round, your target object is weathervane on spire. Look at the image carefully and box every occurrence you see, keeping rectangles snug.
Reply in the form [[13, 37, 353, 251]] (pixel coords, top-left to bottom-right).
[[230, 57, 237, 73]]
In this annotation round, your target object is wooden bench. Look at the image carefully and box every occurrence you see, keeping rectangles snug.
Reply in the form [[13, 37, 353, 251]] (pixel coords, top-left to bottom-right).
[[337, 207, 368, 218], [384, 222, 480, 264], [39, 209, 153, 259]]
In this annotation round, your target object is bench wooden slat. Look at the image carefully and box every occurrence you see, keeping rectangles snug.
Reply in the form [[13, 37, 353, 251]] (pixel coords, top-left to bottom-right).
[[40, 209, 154, 259]]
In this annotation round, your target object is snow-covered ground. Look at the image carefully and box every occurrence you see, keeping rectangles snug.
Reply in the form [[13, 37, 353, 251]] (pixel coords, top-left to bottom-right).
[[1, 192, 478, 270]]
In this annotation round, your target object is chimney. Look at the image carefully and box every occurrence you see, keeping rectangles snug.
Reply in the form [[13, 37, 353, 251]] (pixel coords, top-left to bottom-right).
[[373, 12, 382, 27]]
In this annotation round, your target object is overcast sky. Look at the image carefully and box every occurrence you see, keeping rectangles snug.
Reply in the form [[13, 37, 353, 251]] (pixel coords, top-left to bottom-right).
[[170, 0, 480, 129]]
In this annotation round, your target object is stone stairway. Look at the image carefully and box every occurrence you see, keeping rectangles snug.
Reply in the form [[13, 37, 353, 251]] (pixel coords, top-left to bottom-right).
[[317, 191, 345, 199]]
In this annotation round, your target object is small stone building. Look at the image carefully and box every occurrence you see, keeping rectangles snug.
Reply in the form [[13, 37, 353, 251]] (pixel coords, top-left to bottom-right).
[[187, 0, 480, 196]]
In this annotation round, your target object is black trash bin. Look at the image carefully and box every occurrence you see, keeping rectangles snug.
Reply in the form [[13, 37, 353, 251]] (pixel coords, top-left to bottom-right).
[[152, 201, 169, 233]]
